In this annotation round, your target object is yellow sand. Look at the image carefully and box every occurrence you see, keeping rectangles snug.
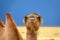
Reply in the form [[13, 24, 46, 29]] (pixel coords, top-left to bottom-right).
[[17, 26, 60, 40]]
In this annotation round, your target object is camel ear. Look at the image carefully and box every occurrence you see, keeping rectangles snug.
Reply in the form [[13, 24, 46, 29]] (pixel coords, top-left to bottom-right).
[[38, 16, 43, 24], [0, 20, 5, 27], [40, 18, 43, 24]]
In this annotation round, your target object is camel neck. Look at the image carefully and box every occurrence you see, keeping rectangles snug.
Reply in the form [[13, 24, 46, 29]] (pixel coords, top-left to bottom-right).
[[26, 31, 37, 40]]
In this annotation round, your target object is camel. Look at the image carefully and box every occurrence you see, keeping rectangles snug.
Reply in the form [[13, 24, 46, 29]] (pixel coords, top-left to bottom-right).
[[0, 20, 5, 40], [0, 12, 42, 40], [23, 13, 42, 40], [0, 13, 23, 40]]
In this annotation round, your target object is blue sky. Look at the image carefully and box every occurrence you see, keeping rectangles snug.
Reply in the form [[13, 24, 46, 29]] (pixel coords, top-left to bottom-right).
[[0, 0, 60, 26]]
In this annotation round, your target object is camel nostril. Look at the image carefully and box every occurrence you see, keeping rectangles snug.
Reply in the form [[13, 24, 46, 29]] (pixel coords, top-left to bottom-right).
[[29, 18, 35, 22]]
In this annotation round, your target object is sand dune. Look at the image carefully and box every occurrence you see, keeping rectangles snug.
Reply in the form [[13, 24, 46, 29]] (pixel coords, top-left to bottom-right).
[[17, 26, 60, 40]]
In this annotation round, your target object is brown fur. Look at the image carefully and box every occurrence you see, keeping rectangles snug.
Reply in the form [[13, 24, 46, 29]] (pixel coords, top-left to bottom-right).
[[24, 13, 42, 40], [0, 20, 5, 27], [0, 13, 23, 40], [4, 13, 23, 40], [0, 20, 5, 40]]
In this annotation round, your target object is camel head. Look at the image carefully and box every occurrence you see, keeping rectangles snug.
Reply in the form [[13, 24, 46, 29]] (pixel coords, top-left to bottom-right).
[[23, 13, 43, 31]]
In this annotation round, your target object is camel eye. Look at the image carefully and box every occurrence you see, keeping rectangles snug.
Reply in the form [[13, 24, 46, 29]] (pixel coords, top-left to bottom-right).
[[25, 16, 28, 19], [37, 16, 40, 21], [25, 16, 28, 22]]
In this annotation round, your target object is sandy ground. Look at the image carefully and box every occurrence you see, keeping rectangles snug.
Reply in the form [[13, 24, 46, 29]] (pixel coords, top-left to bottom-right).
[[17, 26, 60, 40]]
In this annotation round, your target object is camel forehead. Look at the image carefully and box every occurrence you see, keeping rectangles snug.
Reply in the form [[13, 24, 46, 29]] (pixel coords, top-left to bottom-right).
[[26, 13, 39, 18]]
